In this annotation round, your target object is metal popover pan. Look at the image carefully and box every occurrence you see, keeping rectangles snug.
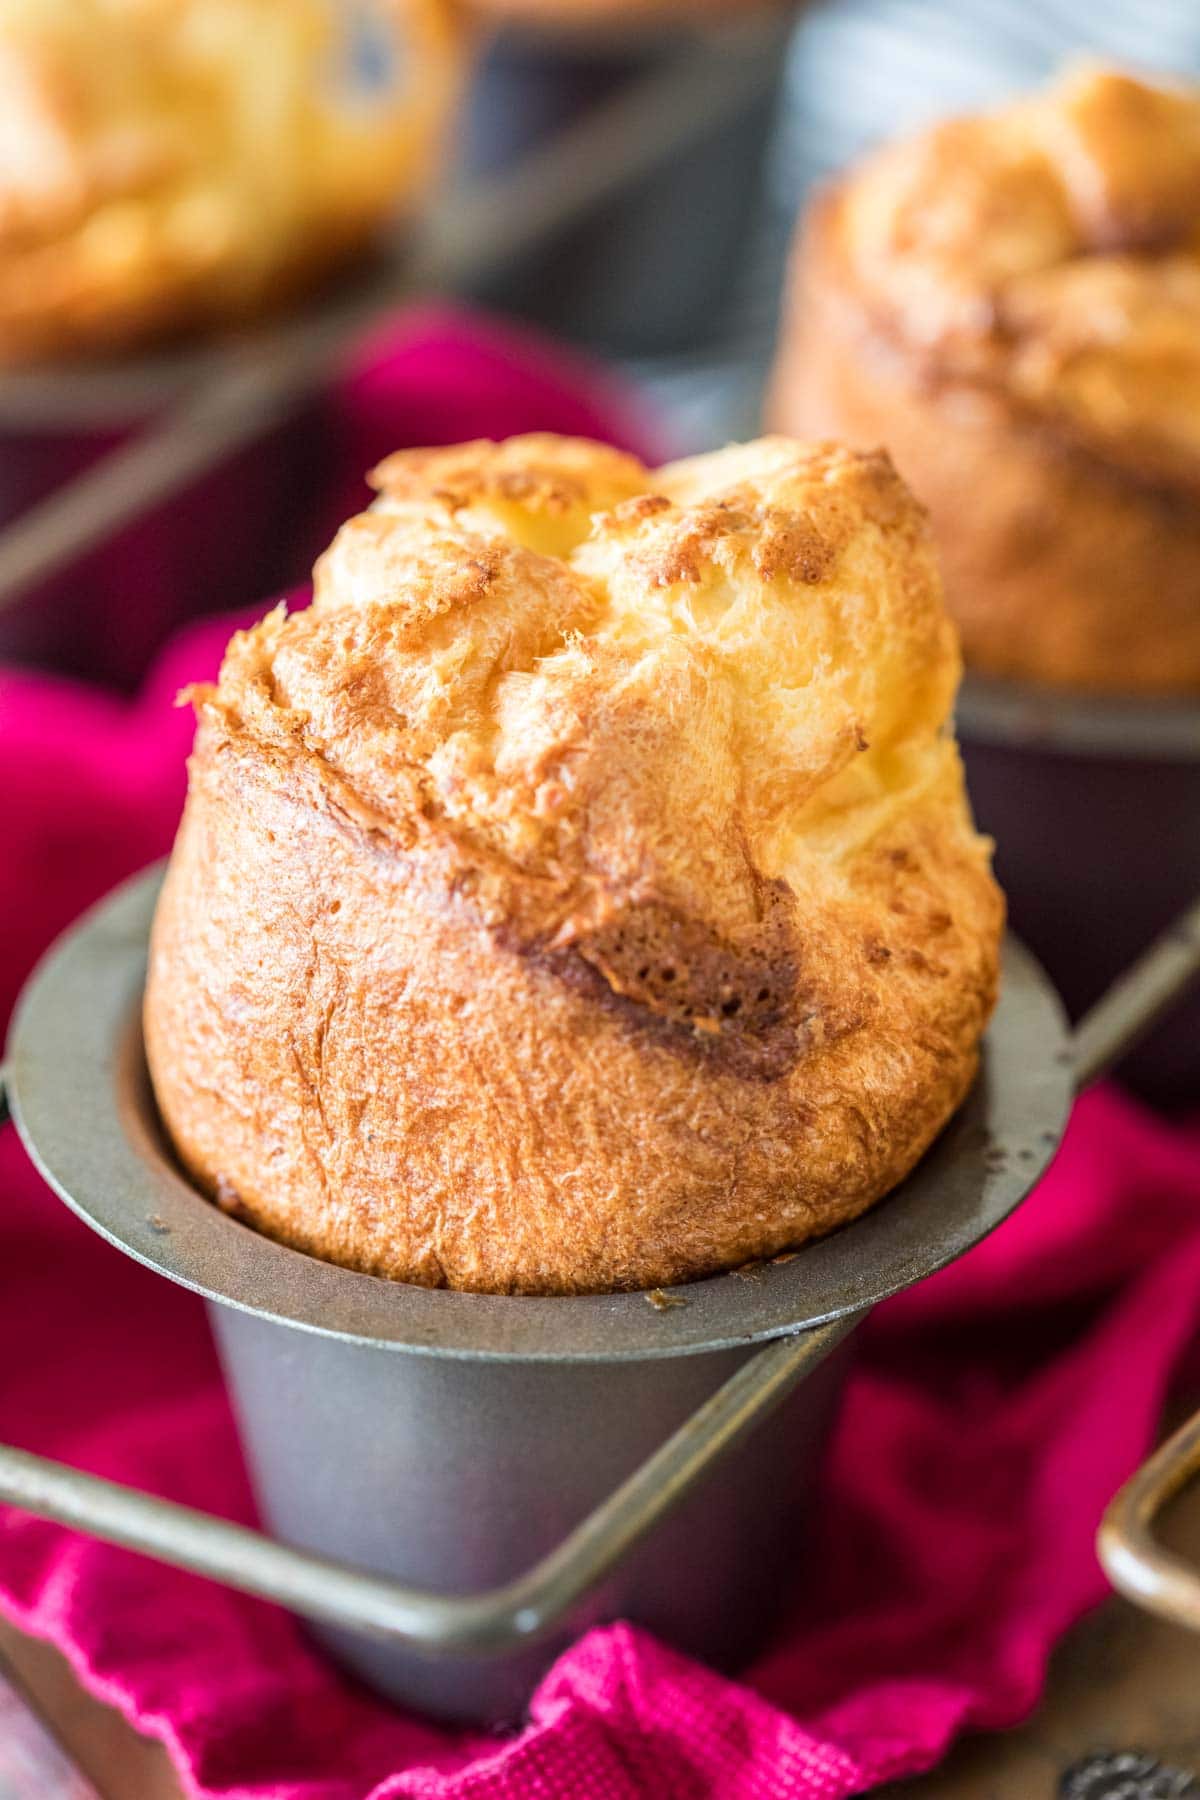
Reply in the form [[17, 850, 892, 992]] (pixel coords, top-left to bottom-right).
[[0, 867, 1197, 1722], [958, 675, 1200, 1107], [459, 10, 791, 356]]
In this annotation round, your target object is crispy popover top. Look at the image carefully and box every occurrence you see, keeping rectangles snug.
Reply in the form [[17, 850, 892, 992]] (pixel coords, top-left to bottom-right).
[[836, 65, 1200, 497], [148, 434, 1002, 1293], [0, 0, 461, 360], [208, 435, 966, 1024]]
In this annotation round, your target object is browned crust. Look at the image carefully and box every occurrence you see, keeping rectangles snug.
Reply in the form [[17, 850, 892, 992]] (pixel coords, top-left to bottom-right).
[[145, 433, 1002, 1295]]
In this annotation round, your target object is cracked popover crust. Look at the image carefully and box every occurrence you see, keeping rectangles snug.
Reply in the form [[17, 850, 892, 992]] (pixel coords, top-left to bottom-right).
[[770, 66, 1200, 694], [144, 433, 1003, 1295]]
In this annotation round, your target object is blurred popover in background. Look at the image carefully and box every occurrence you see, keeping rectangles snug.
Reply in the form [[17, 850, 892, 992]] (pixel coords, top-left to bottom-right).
[[770, 65, 1200, 695], [145, 432, 1002, 1296], [0, 0, 464, 361]]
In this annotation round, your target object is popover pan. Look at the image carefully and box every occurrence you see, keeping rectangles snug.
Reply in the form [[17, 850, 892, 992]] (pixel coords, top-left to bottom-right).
[[958, 676, 1200, 1107], [0, 867, 1197, 1723], [459, 10, 790, 356]]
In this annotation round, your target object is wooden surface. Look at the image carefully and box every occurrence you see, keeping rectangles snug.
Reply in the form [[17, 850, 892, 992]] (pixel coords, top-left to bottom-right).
[[2, 1475, 1199, 1798], [0, 1654, 99, 1798], [0, 1625, 177, 1800]]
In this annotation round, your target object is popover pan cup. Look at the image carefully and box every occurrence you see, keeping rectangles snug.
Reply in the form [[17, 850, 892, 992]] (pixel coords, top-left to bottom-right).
[[4, 868, 1196, 1724], [457, 10, 791, 356], [958, 677, 1200, 1108]]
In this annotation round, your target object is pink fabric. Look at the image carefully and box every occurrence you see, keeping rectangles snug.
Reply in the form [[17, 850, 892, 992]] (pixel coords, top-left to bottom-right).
[[2, 311, 1200, 1798]]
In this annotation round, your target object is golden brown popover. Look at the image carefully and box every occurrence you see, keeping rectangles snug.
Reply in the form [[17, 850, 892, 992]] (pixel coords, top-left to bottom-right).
[[0, 0, 462, 362], [145, 433, 1002, 1295], [770, 66, 1200, 694]]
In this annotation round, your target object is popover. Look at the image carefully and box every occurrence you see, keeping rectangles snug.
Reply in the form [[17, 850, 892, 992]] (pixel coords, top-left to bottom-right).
[[770, 66, 1200, 694], [0, 0, 462, 361], [145, 433, 1002, 1295]]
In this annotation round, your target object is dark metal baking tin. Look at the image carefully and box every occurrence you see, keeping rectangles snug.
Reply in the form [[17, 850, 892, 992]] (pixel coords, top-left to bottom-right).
[[457, 13, 791, 357], [958, 676, 1200, 1106], [2, 865, 1071, 1721]]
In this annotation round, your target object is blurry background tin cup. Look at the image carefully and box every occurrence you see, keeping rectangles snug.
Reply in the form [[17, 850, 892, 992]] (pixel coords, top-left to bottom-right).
[[958, 679, 1200, 1109], [3, 869, 1070, 1725], [457, 10, 794, 357], [0, 364, 320, 690]]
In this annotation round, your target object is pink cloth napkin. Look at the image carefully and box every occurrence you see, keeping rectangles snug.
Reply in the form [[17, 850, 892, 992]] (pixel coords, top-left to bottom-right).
[[2, 310, 1200, 1799]]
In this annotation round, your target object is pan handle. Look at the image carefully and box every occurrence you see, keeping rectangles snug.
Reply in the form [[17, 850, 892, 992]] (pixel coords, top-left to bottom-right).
[[0, 1316, 852, 1657], [1070, 894, 1200, 1089], [1098, 1410, 1200, 1632], [0, 890, 1198, 1657], [1092, 894, 1200, 1627]]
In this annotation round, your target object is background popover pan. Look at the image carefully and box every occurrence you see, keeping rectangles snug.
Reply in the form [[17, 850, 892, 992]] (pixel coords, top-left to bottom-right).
[[0, 346, 327, 688], [957, 677, 1200, 1108], [0, 866, 1197, 1724], [458, 9, 791, 355]]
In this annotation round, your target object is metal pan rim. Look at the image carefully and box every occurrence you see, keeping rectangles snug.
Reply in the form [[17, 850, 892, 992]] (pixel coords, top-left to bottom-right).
[[5, 865, 1072, 1362], [0, 246, 414, 432], [957, 674, 1200, 761]]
